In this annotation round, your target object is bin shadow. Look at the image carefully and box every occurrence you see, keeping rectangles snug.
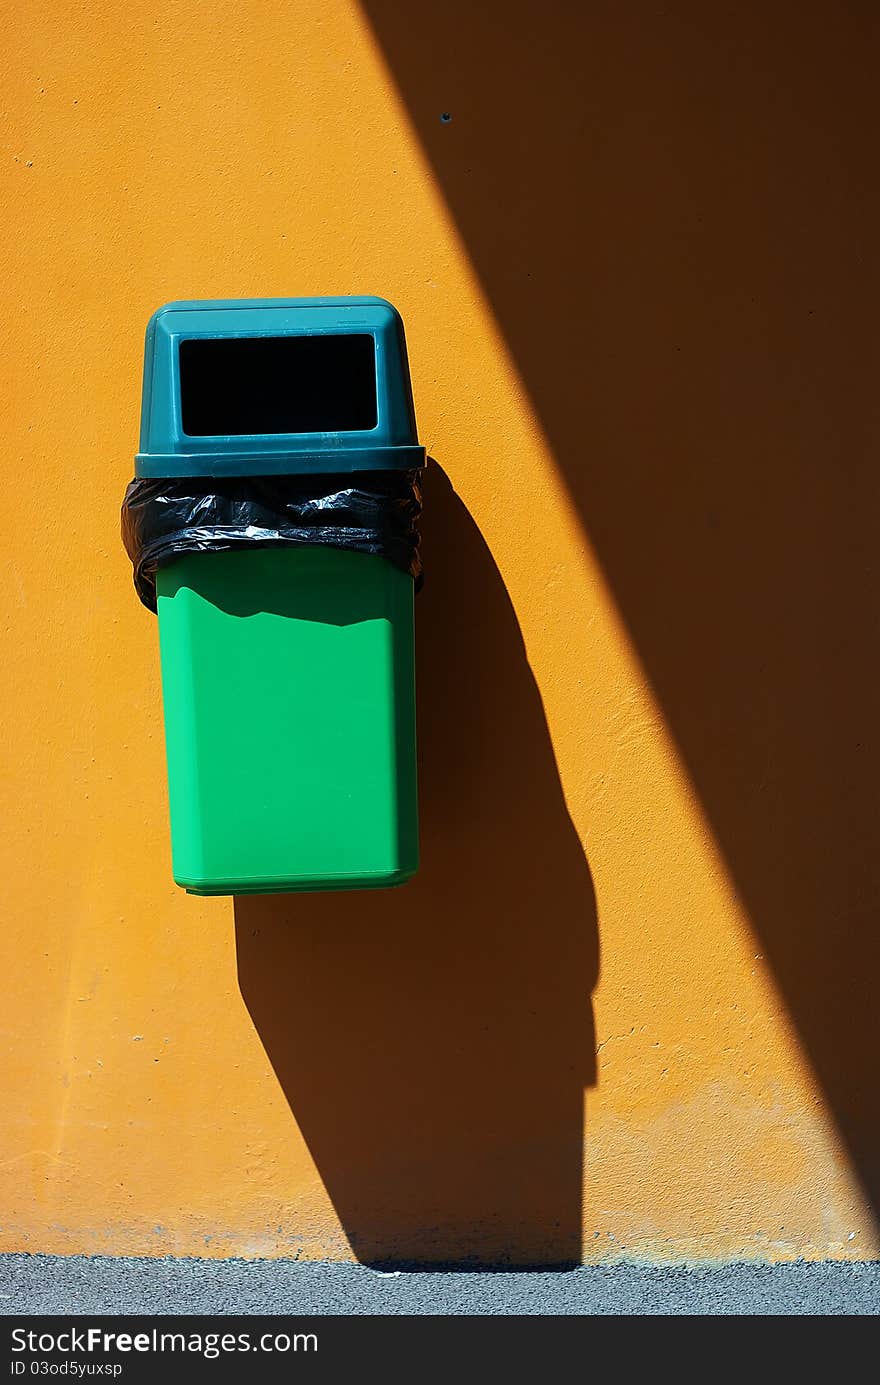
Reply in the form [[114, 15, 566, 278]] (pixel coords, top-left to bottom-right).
[[234, 462, 598, 1266]]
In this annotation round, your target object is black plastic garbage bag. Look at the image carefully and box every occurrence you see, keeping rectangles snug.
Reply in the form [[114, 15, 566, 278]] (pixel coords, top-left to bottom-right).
[[121, 469, 423, 613]]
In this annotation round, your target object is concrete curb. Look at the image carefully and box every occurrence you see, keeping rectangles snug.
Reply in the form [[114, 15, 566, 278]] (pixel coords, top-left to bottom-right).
[[0, 1254, 878, 1315]]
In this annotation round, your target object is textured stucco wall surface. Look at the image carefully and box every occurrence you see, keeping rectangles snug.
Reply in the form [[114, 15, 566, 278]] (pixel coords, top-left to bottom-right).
[[0, 0, 877, 1264]]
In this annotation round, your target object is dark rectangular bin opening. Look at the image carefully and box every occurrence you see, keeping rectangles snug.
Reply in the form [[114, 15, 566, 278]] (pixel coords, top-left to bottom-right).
[[179, 334, 378, 436]]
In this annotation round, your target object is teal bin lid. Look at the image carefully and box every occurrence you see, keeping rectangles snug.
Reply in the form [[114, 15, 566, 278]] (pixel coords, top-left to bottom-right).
[[136, 296, 425, 478]]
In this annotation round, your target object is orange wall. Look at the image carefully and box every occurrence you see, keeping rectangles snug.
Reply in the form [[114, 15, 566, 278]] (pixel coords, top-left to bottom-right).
[[1, 0, 877, 1262]]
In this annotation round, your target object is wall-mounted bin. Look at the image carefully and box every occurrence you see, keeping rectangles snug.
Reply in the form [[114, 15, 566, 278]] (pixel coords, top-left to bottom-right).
[[123, 296, 424, 896]]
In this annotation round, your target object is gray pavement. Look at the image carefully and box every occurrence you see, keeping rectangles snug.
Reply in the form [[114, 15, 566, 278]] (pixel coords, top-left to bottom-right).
[[0, 1254, 877, 1315]]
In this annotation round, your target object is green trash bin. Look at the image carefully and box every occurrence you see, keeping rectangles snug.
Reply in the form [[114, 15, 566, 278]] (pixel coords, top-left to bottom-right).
[[127, 297, 424, 896]]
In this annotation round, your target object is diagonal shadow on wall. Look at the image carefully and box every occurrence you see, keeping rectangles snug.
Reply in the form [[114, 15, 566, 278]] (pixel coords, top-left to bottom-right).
[[355, 0, 880, 1216], [235, 464, 598, 1265]]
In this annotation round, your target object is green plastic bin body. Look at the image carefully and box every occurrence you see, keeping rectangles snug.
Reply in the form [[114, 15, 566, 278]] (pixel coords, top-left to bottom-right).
[[156, 545, 418, 895]]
